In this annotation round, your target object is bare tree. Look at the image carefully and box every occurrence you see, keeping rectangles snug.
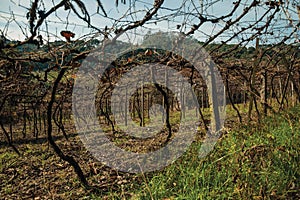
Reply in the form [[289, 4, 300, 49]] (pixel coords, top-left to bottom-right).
[[0, 0, 299, 189]]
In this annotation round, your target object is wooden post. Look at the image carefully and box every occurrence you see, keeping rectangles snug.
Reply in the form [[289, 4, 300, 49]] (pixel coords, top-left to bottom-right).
[[248, 37, 260, 121], [207, 60, 221, 133], [181, 80, 185, 119], [261, 69, 268, 116], [141, 81, 144, 127], [125, 85, 128, 126]]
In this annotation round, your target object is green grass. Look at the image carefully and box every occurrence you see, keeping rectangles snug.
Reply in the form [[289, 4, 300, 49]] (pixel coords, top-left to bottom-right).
[[0, 151, 19, 172], [1, 103, 299, 199], [102, 105, 300, 199]]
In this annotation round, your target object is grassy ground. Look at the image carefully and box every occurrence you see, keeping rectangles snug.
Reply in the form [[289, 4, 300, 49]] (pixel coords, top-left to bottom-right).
[[0, 105, 299, 199], [101, 105, 300, 199]]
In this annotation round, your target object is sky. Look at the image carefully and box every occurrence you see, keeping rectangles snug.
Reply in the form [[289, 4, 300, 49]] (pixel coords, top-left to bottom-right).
[[0, 0, 299, 45]]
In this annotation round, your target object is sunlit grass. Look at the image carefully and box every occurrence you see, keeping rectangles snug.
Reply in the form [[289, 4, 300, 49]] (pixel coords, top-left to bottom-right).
[[119, 105, 300, 199]]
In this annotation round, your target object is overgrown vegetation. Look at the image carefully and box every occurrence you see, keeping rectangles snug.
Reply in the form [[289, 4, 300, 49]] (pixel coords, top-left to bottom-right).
[[96, 105, 300, 199], [1, 104, 299, 199], [1, 0, 300, 199]]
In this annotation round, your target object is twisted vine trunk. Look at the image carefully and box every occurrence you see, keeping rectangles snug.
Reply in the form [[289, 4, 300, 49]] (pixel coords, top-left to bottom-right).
[[47, 67, 89, 188]]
